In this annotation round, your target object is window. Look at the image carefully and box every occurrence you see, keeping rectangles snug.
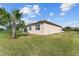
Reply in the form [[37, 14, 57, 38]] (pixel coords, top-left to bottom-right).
[[29, 25, 32, 30], [36, 24, 40, 30]]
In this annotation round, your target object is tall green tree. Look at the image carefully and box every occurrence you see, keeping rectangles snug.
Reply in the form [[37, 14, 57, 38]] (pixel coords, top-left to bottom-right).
[[11, 9, 22, 38], [0, 8, 7, 25], [0, 8, 23, 38], [0, 8, 11, 31]]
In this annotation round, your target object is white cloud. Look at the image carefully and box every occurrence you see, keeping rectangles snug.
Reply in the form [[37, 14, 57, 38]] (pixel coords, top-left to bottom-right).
[[20, 4, 40, 18], [46, 19, 52, 22], [60, 12, 65, 16], [28, 14, 36, 18], [21, 18, 31, 25], [26, 5, 32, 8], [62, 21, 79, 27], [49, 12, 54, 16], [60, 3, 76, 16], [60, 3, 76, 12], [21, 17, 37, 25], [20, 5, 40, 24], [33, 5, 40, 14], [20, 7, 32, 14]]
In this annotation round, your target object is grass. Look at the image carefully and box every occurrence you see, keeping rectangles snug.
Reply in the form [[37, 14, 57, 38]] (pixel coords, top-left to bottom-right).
[[0, 31, 79, 56]]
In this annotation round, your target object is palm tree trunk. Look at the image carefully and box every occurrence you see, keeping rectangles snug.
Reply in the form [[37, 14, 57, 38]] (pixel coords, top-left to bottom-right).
[[12, 22, 16, 38]]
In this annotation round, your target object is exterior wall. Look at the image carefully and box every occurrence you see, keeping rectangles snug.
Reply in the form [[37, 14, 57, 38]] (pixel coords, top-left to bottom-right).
[[26, 22, 62, 35], [27, 23, 44, 35], [43, 23, 62, 35]]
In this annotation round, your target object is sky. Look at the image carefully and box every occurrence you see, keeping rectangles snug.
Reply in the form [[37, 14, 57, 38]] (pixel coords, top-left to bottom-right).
[[0, 3, 79, 27]]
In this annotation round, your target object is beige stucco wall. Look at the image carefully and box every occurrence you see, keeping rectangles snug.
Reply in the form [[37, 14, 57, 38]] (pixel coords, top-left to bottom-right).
[[27, 23, 62, 35], [43, 23, 62, 35], [27, 23, 44, 35]]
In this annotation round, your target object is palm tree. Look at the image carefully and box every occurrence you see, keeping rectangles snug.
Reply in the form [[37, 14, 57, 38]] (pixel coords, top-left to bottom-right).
[[0, 8, 23, 38], [11, 9, 22, 38]]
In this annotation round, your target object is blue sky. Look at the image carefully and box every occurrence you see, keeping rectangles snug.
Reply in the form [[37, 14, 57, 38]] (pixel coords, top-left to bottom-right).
[[0, 3, 79, 27]]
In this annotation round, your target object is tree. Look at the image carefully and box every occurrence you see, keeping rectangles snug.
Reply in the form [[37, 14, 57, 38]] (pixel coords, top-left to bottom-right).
[[19, 20, 25, 29], [63, 26, 73, 31], [0, 8, 7, 25], [0, 8, 12, 31], [0, 8, 23, 38], [11, 9, 22, 38], [73, 27, 79, 31], [16, 20, 25, 30]]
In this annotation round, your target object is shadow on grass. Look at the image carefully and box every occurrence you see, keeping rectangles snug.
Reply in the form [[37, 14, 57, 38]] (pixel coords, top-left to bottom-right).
[[16, 33, 29, 38]]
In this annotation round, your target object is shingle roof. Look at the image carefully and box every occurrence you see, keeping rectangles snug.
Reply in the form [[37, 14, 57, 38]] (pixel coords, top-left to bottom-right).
[[26, 20, 62, 27]]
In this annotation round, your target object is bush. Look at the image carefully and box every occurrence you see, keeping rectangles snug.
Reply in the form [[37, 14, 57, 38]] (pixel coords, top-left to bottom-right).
[[63, 26, 79, 31], [0, 28, 5, 31], [73, 27, 79, 31], [63, 26, 73, 31]]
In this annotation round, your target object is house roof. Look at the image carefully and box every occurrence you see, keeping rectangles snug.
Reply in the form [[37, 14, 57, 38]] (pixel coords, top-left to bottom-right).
[[26, 20, 62, 27]]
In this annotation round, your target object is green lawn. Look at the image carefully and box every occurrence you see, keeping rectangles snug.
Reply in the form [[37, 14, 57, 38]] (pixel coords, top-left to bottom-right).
[[0, 31, 79, 56]]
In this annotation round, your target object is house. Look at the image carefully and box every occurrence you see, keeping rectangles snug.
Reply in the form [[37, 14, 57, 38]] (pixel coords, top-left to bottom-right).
[[25, 20, 63, 35]]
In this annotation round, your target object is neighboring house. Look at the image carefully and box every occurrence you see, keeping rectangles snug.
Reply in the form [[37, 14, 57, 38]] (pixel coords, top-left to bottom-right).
[[25, 20, 63, 35]]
